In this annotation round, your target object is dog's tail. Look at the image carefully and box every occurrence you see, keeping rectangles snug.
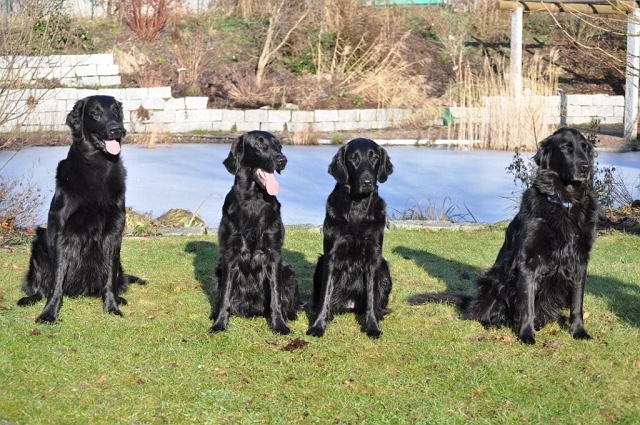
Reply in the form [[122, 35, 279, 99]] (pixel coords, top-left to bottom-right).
[[407, 293, 472, 309], [126, 274, 147, 285]]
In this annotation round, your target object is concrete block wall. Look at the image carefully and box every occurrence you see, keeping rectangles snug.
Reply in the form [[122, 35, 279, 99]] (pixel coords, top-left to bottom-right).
[[0, 54, 121, 88], [449, 94, 625, 126], [0, 87, 418, 134]]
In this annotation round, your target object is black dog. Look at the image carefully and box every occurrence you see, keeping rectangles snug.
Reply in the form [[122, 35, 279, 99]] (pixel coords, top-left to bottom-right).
[[409, 127, 598, 344], [307, 138, 394, 338], [211, 130, 302, 334], [17, 95, 144, 323]]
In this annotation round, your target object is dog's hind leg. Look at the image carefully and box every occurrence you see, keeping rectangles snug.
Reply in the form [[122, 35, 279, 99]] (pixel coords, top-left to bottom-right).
[[36, 245, 69, 323], [18, 227, 49, 307], [125, 274, 147, 285]]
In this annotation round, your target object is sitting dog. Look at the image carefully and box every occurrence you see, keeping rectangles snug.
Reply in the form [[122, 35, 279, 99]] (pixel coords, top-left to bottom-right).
[[211, 130, 302, 334], [18, 95, 145, 323], [409, 127, 599, 344], [307, 138, 394, 338]]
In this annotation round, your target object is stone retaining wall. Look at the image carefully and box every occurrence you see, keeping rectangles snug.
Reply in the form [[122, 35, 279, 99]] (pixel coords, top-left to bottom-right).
[[449, 94, 624, 126], [0, 53, 625, 134], [0, 87, 415, 134], [0, 54, 121, 88]]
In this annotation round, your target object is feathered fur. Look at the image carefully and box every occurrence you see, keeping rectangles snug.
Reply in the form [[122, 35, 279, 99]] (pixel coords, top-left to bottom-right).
[[409, 127, 599, 344], [18, 95, 145, 323], [211, 130, 302, 334], [307, 138, 394, 338]]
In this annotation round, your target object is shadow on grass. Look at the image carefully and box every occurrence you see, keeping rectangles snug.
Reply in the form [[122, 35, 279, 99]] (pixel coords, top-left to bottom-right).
[[394, 246, 640, 329], [183, 240, 316, 324]]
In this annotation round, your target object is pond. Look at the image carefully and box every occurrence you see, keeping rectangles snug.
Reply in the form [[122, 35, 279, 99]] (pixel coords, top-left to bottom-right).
[[1, 143, 639, 228]]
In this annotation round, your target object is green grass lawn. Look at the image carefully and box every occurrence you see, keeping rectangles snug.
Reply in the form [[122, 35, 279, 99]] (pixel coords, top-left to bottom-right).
[[1, 228, 639, 423]]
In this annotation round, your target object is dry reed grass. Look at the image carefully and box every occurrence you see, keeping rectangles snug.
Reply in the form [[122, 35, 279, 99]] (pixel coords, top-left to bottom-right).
[[451, 50, 561, 151], [312, 2, 431, 109], [289, 123, 318, 145], [112, 45, 151, 75], [134, 123, 160, 148]]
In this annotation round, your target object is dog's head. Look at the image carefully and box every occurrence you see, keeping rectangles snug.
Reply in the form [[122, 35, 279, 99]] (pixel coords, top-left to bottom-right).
[[328, 138, 393, 196], [533, 127, 594, 185], [66, 95, 126, 158], [223, 131, 287, 196]]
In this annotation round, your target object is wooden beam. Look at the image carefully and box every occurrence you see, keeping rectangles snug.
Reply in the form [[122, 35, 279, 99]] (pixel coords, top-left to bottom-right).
[[497, 0, 632, 14]]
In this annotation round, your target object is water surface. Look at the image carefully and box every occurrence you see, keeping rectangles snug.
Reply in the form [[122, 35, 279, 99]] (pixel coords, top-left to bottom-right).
[[2, 144, 638, 227]]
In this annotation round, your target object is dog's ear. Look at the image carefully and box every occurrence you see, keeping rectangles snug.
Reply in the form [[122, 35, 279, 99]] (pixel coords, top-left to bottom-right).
[[223, 134, 245, 175], [328, 145, 348, 184], [115, 100, 124, 121], [533, 133, 553, 168], [66, 98, 86, 139], [377, 147, 393, 183]]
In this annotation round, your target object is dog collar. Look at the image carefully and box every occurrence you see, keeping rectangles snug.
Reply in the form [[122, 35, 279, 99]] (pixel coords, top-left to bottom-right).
[[546, 195, 571, 210]]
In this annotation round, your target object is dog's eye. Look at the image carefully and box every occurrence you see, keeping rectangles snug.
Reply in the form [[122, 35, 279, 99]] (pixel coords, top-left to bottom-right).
[[581, 142, 588, 150], [90, 110, 101, 119], [371, 154, 379, 162], [255, 141, 264, 149], [565, 142, 574, 152]]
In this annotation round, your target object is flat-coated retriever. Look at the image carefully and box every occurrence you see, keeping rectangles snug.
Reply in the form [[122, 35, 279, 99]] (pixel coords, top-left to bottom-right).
[[409, 127, 598, 344], [211, 130, 302, 334], [307, 138, 394, 338], [17, 95, 144, 323]]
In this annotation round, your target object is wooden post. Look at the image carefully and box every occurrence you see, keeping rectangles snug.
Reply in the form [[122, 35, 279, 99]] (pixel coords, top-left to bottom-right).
[[624, 8, 640, 140], [511, 6, 524, 100]]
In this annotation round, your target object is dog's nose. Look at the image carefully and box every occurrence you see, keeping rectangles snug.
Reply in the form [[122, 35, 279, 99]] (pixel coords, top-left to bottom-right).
[[276, 156, 287, 168], [580, 163, 590, 172], [107, 123, 124, 139], [362, 179, 373, 189]]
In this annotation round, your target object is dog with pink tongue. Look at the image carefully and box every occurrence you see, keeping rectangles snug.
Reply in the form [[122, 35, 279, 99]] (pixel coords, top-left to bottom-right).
[[210, 130, 303, 334]]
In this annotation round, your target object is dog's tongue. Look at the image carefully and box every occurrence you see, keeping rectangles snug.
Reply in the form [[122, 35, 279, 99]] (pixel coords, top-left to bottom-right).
[[105, 139, 121, 155], [257, 168, 280, 196]]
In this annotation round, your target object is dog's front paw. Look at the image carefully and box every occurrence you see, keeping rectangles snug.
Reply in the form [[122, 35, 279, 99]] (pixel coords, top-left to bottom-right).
[[36, 312, 57, 324], [210, 320, 228, 333], [306, 325, 325, 338], [571, 328, 592, 340], [117, 296, 128, 306], [273, 321, 291, 335], [518, 332, 536, 345], [365, 327, 382, 339], [107, 307, 124, 317]]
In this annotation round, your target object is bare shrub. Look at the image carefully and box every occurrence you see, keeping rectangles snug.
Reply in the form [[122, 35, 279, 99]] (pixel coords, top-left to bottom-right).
[[254, 0, 311, 87], [0, 160, 45, 230], [137, 64, 166, 87], [223, 71, 270, 108], [173, 31, 212, 86], [119, 0, 173, 42], [428, 7, 476, 70]]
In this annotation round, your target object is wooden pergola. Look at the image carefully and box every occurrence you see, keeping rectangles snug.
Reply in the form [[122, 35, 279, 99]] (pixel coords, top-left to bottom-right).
[[497, 0, 640, 139]]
